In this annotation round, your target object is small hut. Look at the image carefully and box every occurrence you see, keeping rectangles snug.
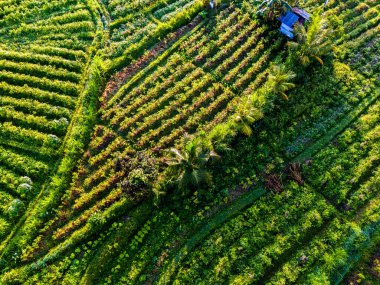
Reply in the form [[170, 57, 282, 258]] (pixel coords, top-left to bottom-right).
[[279, 7, 310, 39]]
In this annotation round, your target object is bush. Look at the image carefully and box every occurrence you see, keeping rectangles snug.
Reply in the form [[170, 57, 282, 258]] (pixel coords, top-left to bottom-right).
[[7, 199, 24, 219], [88, 211, 106, 231]]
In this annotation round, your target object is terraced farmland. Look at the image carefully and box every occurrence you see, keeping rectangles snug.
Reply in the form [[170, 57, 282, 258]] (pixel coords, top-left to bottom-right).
[[0, 0, 379, 284], [0, 0, 100, 258]]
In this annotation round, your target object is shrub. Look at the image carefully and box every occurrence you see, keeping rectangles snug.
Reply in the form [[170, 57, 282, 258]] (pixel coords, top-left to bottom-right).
[[6, 199, 24, 219]]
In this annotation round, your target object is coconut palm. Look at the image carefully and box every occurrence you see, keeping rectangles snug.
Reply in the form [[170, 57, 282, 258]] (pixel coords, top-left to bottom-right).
[[268, 64, 296, 100], [166, 138, 219, 191], [234, 97, 263, 136], [288, 13, 333, 67]]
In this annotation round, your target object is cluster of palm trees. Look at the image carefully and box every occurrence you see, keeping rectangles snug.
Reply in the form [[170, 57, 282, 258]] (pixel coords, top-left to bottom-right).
[[163, 63, 297, 192], [161, 2, 333, 194], [233, 64, 296, 137]]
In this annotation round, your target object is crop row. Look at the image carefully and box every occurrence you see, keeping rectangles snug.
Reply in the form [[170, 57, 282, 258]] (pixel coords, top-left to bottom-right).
[[106, 54, 191, 123], [119, 66, 206, 133], [125, 71, 212, 137], [28, 44, 87, 62], [101, 210, 179, 284], [172, 184, 334, 284], [88, 136, 126, 170], [0, 106, 69, 136], [0, 165, 26, 193], [304, 100, 380, 207], [0, 81, 76, 109], [0, 49, 83, 73], [181, 8, 240, 57], [0, 145, 49, 179], [106, 52, 185, 110], [189, 15, 252, 65], [10, 21, 95, 40], [154, 85, 236, 148], [107, 0, 163, 19], [81, 156, 122, 192], [155, 0, 194, 22], [0, 121, 60, 150], [0, 70, 79, 96], [85, 126, 119, 157], [202, 20, 260, 70], [0, 59, 81, 83], [266, 218, 355, 285], [0, 191, 15, 214], [105, 0, 199, 58], [108, 20, 156, 58], [346, 165, 380, 215], [213, 33, 266, 78], [0, 0, 79, 26], [0, 95, 72, 119]]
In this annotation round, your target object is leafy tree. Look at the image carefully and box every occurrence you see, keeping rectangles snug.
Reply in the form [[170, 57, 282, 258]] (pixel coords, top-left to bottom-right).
[[268, 64, 296, 100], [166, 138, 219, 192], [287, 13, 333, 67], [255, 0, 292, 20]]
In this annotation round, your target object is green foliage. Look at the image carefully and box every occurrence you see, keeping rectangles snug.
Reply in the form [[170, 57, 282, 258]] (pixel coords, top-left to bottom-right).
[[256, 0, 293, 20], [287, 12, 333, 67], [88, 211, 106, 231], [117, 151, 159, 199], [0, 0, 379, 284], [268, 64, 296, 100], [166, 137, 220, 193], [6, 199, 24, 220]]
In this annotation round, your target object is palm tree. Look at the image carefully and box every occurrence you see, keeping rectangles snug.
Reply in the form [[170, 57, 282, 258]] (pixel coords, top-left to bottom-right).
[[268, 64, 296, 100], [233, 97, 263, 136], [166, 138, 219, 191], [287, 13, 333, 67]]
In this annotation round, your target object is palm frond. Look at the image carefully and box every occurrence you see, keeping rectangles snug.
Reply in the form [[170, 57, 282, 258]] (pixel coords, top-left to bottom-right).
[[280, 92, 289, 100], [312, 55, 324, 65]]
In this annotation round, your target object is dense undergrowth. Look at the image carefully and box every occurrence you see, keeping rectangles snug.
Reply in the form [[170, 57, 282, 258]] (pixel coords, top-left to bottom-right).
[[0, 0, 379, 284]]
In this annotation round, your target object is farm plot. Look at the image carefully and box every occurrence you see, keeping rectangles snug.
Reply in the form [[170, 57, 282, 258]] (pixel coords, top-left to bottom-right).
[[0, 0, 379, 284], [10, 3, 281, 265], [103, 0, 198, 58], [0, 0, 99, 263]]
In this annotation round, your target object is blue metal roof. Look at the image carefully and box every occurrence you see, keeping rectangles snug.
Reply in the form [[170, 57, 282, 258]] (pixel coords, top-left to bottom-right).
[[292, 7, 310, 20], [280, 23, 294, 39], [280, 11, 299, 27]]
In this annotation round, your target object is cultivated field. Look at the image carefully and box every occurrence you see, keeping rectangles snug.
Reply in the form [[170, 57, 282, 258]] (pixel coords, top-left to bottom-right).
[[0, 0, 379, 284]]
